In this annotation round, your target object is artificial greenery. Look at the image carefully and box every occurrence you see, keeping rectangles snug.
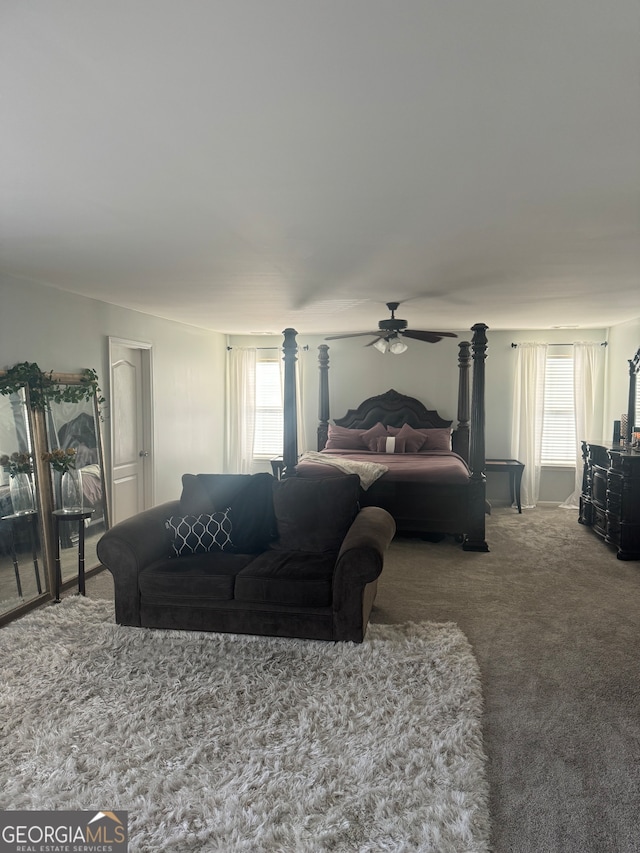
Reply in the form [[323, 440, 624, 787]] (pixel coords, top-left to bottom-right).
[[0, 362, 105, 414]]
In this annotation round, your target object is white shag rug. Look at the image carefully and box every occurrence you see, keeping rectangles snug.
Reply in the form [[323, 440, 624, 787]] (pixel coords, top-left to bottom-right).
[[0, 597, 490, 853]]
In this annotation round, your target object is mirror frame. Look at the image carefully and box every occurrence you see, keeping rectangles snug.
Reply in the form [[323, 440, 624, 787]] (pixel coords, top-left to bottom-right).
[[43, 373, 111, 593], [0, 370, 109, 625], [626, 347, 640, 446], [0, 382, 50, 625]]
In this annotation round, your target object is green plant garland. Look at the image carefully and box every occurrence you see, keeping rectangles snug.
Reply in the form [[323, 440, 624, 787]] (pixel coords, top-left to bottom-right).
[[0, 362, 105, 414]]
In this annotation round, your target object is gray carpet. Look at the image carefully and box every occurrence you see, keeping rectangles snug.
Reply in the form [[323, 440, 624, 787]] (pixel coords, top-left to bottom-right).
[[86, 505, 640, 853]]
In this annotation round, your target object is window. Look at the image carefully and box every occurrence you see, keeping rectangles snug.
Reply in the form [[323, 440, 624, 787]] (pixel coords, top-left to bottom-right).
[[253, 361, 283, 457], [541, 355, 576, 465]]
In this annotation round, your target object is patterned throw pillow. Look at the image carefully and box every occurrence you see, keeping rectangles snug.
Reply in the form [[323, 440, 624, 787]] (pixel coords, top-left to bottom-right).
[[166, 509, 233, 556]]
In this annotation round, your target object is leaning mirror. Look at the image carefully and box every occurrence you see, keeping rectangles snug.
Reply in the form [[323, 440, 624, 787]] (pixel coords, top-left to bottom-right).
[[44, 388, 109, 593], [0, 385, 47, 620], [625, 346, 640, 447]]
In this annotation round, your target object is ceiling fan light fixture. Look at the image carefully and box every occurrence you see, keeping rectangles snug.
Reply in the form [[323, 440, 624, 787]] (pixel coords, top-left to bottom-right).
[[389, 339, 408, 355], [324, 301, 457, 346]]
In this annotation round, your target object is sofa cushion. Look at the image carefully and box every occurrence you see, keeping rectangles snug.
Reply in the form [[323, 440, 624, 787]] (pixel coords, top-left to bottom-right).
[[271, 474, 360, 553], [180, 472, 277, 552], [234, 550, 335, 608], [139, 552, 255, 602], [166, 510, 233, 556], [180, 473, 250, 515]]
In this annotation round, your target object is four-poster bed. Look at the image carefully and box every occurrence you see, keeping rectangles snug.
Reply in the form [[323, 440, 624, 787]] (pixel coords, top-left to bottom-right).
[[281, 324, 489, 552]]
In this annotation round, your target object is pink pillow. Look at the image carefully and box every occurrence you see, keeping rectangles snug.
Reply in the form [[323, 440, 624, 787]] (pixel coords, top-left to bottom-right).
[[360, 422, 388, 446], [389, 423, 453, 452], [421, 427, 453, 452], [396, 423, 428, 453], [368, 436, 407, 453], [325, 424, 367, 451]]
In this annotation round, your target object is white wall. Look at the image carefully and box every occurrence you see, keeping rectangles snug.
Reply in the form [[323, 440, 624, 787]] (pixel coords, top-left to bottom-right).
[[1, 275, 226, 505]]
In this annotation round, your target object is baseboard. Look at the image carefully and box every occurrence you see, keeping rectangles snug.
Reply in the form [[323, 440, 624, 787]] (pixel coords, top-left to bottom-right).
[[490, 499, 565, 508]]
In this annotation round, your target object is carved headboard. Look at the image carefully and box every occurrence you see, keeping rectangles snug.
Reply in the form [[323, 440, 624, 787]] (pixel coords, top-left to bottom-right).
[[329, 388, 470, 459], [334, 389, 451, 430]]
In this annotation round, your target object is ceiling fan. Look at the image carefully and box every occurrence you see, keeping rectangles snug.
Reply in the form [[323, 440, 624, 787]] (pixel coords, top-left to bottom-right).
[[324, 302, 457, 353]]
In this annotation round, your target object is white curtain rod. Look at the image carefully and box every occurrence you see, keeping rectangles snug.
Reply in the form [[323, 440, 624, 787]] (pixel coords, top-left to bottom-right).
[[510, 342, 607, 348], [226, 345, 310, 351]]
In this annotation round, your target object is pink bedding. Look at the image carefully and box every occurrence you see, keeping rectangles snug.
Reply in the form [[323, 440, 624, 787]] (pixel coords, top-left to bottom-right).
[[296, 449, 471, 485]]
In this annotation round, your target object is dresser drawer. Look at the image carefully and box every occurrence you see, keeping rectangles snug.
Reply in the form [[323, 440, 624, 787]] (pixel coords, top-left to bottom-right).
[[607, 470, 623, 496], [606, 490, 622, 515], [592, 505, 607, 538], [592, 466, 608, 509], [609, 451, 640, 476], [605, 512, 620, 546]]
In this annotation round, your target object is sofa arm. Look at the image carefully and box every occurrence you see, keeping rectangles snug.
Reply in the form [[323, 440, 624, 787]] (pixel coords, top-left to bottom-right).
[[96, 500, 179, 625], [335, 506, 396, 584], [333, 506, 396, 643], [332, 506, 395, 642]]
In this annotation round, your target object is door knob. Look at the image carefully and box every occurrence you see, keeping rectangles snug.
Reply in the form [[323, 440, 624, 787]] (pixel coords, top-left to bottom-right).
[[139, 451, 149, 457]]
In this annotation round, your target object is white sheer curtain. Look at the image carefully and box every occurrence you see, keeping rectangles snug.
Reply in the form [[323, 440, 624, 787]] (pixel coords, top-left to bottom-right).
[[560, 341, 605, 509], [511, 343, 547, 509], [226, 345, 306, 473], [225, 347, 257, 473]]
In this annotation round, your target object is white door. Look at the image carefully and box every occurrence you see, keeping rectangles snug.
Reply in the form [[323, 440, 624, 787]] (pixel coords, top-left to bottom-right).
[[109, 340, 153, 524]]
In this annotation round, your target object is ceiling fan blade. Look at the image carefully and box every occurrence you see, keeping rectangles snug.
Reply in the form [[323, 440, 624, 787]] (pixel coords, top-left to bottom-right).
[[402, 329, 458, 343], [324, 331, 379, 340]]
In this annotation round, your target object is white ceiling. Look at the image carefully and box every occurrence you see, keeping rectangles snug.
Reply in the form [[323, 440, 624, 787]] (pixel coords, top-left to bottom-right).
[[1, 1, 639, 337]]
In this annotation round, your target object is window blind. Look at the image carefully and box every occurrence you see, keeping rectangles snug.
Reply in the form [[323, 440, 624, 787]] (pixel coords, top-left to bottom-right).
[[253, 361, 283, 457], [541, 355, 576, 465]]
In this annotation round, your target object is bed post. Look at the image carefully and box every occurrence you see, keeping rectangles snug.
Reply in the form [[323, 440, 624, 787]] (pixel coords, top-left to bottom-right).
[[454, 340, 471, 463], [463, 322, 489, 552], [317, 344, 330, 450], [282, 328, 298, 478]]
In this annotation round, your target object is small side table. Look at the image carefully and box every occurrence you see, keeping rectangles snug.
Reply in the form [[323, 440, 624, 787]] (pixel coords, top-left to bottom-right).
[[270, 456, 285, 480], [0, 510, 42, 597], [53, 508, 94, 601], [485, 459, 525, 513], [270, 456, 301, 480]]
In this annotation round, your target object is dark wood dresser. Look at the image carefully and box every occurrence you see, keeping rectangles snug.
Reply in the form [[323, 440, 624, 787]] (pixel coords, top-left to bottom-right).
[[579, 440, 640, 560]]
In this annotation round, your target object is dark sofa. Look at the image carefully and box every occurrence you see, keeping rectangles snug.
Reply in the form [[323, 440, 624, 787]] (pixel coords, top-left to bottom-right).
[[96, 472, 396, 643]]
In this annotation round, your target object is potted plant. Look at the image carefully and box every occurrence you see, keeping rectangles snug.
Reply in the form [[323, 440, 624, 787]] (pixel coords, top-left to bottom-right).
[[42, 448, 82, 512]]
